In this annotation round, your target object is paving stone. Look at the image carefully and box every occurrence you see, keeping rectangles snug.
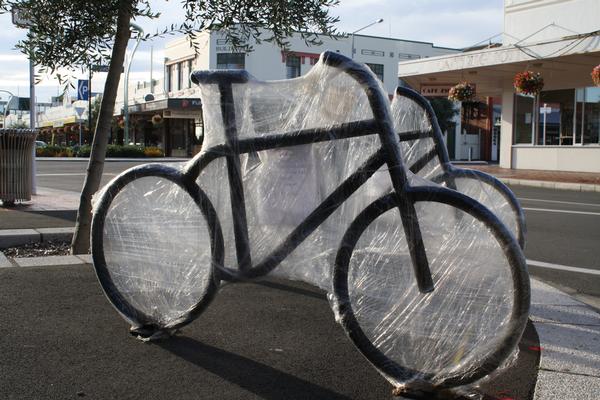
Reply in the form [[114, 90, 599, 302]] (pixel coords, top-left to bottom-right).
[[534, 370, 600, 400], [15, 255, 84, 268], [76, 254, 93, 264], [535, 323, 600, 377], [0, 229, 40, 248], [36, 227, 75, 242], [0, 252, 14, 268], [530, 279, 583, 306], [530, 304, 600, 325]]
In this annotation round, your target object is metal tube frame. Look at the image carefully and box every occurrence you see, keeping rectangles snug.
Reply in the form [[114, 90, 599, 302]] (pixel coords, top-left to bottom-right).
[[91, 51, 530, 395], [394, 86, 527, 248]]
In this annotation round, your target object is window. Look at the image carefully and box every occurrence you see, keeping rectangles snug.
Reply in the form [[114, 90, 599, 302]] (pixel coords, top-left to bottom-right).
[[576, 87, 600, 145], [217, 53, 245, 69], [514, 88, 600, 146], [187, 59, 193, 88], [177, 62, 184, 91], [538, 89, 574, 145], [513, 94, 535, 144], [286, 55, 301, 78], [366, 63, 384, 82], [166, 64, 173, 92]]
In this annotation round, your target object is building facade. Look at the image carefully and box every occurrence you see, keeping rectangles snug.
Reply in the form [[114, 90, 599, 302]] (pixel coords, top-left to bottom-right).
[[398, 0, 600, 172], [115, 29, 458, 156]]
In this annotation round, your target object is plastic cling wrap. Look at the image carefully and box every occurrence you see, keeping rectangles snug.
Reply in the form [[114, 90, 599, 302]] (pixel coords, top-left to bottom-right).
[[391, 88, 526, 248], [91, 51, 529, 397]]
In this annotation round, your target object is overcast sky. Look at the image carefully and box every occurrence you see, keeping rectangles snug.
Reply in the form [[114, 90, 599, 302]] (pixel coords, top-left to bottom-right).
[[0, 0, 504, 103]]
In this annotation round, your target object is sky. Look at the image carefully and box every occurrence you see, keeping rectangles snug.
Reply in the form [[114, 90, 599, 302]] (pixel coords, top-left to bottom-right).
[[0, 0, 504, 103]]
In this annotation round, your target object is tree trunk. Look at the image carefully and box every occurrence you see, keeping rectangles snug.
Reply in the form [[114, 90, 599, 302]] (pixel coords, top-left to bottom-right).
[[71, 1, 132, 254]]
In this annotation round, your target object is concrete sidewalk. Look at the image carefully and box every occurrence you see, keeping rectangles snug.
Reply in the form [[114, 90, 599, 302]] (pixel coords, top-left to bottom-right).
[[462, 164, 600, 192]]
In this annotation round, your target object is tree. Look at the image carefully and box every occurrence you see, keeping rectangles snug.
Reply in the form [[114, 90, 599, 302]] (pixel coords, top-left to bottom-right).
[[0, 0, 339, 254], [428, 97, 459, 134]]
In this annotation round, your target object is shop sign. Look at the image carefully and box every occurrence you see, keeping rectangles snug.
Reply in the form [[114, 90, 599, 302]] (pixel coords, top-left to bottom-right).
[[420, 84, 454, 97]]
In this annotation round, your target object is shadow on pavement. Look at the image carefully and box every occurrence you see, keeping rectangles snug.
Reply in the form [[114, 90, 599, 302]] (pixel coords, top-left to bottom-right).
[[158, 336, 354, 400]]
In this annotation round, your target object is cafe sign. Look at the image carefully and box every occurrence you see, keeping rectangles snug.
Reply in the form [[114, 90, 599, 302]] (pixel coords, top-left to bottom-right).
[[420, 84, 454, 97]]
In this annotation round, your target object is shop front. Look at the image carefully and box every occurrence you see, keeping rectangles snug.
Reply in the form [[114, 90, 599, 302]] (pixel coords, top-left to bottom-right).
[[124, 98, 203, 157], [398, 32, 600, 172]]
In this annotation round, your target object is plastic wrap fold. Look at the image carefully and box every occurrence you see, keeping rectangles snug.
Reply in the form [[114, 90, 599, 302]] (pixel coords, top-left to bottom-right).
[[91, 51, 529, 397]]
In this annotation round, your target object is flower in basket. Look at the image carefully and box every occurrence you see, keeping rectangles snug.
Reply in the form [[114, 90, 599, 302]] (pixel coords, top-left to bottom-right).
[[514, 71, 544, 95], [151, 114, 163, 125], [591, 65, 600, 87], [448, 82, 476, 102]]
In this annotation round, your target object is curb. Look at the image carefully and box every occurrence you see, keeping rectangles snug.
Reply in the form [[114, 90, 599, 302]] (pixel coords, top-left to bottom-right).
[[500, 178, 600, 192], [0, 227, 74, 248], [36, 157, 190, 162]]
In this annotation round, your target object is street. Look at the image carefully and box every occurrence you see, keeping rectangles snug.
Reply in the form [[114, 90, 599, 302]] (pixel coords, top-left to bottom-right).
[[35, 159, 600, 308]]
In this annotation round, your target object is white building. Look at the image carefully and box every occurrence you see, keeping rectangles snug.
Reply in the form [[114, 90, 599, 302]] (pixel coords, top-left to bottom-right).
[[398, 0, 600, 172], [116, 29, 458, 156]]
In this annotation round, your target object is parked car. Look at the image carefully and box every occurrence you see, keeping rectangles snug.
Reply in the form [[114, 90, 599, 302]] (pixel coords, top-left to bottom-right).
[[35, 140, 48, 148]]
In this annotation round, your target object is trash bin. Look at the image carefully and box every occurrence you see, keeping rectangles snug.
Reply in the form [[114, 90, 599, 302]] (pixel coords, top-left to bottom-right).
[[0, 128, 37, 205]]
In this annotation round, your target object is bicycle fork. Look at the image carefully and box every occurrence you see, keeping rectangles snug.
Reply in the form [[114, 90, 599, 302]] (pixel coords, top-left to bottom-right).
[[395, 191, 435, 294]]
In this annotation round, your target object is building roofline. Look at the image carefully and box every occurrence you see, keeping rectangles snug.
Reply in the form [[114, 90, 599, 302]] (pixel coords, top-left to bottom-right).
[[350, 32, 460, 51]]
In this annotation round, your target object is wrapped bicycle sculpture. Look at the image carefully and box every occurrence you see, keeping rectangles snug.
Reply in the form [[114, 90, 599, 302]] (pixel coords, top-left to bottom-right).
[[91, 51, 530, 398]]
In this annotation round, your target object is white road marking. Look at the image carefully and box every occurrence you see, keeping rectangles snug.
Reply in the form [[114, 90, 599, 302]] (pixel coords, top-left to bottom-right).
[[523, 207, 600, 216], [37, 173, 116, 176], [527, 259, 600, 276], [519, 197, 600, 208]]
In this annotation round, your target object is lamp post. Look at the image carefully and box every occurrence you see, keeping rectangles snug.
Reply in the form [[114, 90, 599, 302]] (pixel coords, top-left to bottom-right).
[[351, 18, 384, 59], [124, 22, 144, 146]]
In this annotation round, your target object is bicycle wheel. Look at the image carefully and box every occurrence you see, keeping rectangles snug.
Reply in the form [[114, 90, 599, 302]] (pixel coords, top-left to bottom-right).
[[91, 164, 224, 336], [332, 189, 529, 396]]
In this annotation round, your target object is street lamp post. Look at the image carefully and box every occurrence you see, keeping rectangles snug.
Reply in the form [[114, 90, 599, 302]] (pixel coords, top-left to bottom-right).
[[124, 22, 144, 146], [351, 18, 384, 59]]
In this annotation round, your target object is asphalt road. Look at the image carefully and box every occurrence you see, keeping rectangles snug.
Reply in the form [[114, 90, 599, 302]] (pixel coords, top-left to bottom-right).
[[508, 185, 600, 307], [34, 159, 600, 307], [0, 267, 539, 400]]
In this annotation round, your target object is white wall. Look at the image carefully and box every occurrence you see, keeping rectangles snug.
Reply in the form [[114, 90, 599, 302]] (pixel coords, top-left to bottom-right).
[[512, 146, 600, 172], [504, 0, 600, 44], [165, 32, 456, 93]]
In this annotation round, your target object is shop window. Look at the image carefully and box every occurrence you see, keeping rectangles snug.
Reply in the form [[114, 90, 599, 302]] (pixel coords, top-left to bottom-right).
[[366, 63, 384, 82], [286, 55, 301, 79], [217, 53, 245, 69], [576, 87, 600, 145], [513, 94, 535, 144], [538, 89, 574, 145]]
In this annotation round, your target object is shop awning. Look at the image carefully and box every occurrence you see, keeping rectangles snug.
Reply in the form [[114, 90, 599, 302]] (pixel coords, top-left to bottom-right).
[[398, 31, 600, 97]]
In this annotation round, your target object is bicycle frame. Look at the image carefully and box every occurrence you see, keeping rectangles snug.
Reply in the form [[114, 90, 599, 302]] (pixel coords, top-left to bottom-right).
[[185, 51, 434, 292]]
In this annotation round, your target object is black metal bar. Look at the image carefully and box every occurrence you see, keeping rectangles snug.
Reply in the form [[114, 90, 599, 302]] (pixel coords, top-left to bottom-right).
[[408, 148, 438, 175], [398, 129, 433, 143], [184, 120, 379, 181], [224, 149, 387, 280], [321, 52, 434, 294], [218, 82, 252, 272], [333, 185, 529, 391]]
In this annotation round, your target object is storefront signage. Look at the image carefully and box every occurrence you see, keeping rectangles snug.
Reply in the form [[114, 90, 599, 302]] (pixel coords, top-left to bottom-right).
[[420, 84, 454, 97]]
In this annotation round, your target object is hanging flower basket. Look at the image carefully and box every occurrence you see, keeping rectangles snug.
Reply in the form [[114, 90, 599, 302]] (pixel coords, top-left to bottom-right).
[[592, 65, 600, 87], [448, 82, 476, 102], [151, 114, 163, 125], [514, 71, 544, 95], [117, 118, 125, 129]]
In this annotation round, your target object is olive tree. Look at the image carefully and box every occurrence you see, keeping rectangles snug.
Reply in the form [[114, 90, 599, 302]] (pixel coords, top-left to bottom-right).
[[0, 0, 339, 254]]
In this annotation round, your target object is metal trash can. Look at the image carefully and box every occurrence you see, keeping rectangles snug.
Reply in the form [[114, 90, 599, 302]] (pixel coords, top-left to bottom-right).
[[0, 128, 37, 205]]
